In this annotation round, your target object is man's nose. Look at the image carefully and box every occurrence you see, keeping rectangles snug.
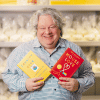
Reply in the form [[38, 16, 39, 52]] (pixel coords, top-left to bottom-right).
[[45, 27, 51, 34]]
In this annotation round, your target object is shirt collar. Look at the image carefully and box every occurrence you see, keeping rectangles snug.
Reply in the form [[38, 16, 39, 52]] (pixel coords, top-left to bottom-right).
[[56, 38, 66, 48]]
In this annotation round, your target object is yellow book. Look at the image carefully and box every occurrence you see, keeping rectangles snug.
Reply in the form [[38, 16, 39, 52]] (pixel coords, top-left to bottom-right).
[[0, 0, 17, 4], [17, 50, 51, 82], [50, 0, 100, 5]]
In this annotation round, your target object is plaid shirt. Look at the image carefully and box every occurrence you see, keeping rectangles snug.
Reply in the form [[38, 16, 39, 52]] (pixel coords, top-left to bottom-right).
[[2, 37, 95, 100]]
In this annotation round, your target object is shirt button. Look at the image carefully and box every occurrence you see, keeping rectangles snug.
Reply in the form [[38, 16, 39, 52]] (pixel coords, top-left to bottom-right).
[[54, 89, 56, 91]]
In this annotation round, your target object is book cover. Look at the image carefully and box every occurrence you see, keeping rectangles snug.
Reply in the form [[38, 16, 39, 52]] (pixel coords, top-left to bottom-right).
[[17, 50, 51, 82], [50, 0, 100, 5], [50, 48, 84, 80]]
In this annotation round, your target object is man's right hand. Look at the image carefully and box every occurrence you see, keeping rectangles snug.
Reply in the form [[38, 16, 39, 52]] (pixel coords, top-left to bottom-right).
[[26, 77, 44, 91]]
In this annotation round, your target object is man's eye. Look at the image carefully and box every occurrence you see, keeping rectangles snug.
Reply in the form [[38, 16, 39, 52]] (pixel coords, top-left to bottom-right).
[[40, 28, 45, 29], [50, 26, 56, 29]]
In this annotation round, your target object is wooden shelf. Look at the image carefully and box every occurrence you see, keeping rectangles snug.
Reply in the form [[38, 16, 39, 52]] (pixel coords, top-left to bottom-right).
[[73, 41, 100, 47], [0, 5, 100, 12], [0, 42, 23, 47], [94, 72, 100, 77]]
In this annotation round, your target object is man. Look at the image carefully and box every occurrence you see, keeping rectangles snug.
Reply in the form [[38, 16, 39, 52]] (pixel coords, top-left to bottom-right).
[[2, 8, 95, 100]]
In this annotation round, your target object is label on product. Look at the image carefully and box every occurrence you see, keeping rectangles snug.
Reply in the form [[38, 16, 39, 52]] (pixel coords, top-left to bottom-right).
[[28, 0, 37, 4]]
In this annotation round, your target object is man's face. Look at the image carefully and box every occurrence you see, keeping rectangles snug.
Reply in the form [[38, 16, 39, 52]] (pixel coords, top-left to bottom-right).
[[37, 15, 61, 49]]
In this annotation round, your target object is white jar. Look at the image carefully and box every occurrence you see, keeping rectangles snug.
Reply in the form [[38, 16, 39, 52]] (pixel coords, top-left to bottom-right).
[[17, 0, 28, 5], [37, 0, 49, 5]]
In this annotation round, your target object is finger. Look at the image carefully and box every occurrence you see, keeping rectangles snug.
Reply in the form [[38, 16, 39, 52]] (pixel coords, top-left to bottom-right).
[[32, 84, 43, 91], [32, 77, 44, 82], [33, 81, 44, 87], [59, 83, 72, 90], [31, 81, 44, 91], [59, 77, 71, 82], [61, 85, 71, 89], [58, 81, 70, 86]]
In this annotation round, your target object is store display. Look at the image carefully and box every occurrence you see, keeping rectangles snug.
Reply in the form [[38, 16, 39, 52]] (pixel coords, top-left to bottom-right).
[[81, 47, 100, 73], [92, 63, 100, 72], [0, 48, 13, 74], [0, 15, 37, 42], [29, 29, 36, 36], [0, 48, 11, 58], [0, 34, 8, 42], [9, 34, 22, 42], [72, 34, 83, 41], [17, 28, 28, 36], [0, 54, 6, 74], [0, 29, 3, 34], [83, 34, 95, 41], [62, 13, 100, 42], [96, 34, 100, 41], [0, 95, 8, 100], [0, 81, 18, 100], [21, 34, 35, 42], [5, 29, 16, 37], [2, 17, 12, 33], [0, 13, 100, 42], [62, 34, 71, 41]]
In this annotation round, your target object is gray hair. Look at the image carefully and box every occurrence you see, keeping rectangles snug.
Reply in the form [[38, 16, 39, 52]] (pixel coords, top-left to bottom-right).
[[29, 8, 65, 37]]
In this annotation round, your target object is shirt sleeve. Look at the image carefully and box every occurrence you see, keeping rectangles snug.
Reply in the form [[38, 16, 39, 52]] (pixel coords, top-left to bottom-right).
[[2, 47, 28, 92], [76, 47, 95, 94]]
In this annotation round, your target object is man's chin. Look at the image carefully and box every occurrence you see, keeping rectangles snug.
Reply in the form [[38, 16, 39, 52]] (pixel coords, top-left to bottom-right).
[[44, 44, 55, 49]]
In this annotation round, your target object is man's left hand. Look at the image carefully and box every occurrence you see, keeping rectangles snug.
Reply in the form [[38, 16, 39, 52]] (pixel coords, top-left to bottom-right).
[[58, 77, 79, 92]]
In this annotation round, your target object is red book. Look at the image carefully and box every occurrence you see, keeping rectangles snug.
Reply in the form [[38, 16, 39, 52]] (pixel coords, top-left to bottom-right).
[[50, 48, 84, 80]]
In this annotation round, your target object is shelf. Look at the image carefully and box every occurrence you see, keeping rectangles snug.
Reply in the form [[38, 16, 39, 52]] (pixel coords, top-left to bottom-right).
[[0, 42, 23, 47], [73, 41, 100, 47], [0, 41, 100, 47], [94, 72, 100, 77], [81, 95, 100, 100], [0, 5, 100, 12]]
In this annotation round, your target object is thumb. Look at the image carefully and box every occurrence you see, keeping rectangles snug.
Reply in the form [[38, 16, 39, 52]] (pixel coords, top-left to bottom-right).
[[32, 77, 44, 82]]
